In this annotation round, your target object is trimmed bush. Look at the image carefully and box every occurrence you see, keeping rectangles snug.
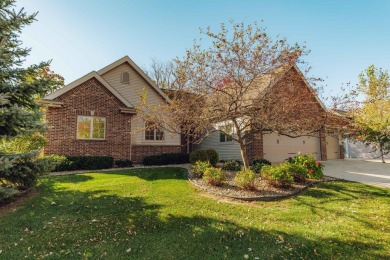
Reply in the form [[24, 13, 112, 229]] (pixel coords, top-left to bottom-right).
[[203, 167, 225, 186], [189, 149, 219, 166], [261, 163, 294, 188], [288, 154, 324, 179], [191, 161, 211, 178], [43, 156, 114, 171], [142, 153, 189, 166], [251, 158, 271, 174], [221, 160, 242, 171], [115, 159, 133, 168], [66, 156, 114, 170], [288, 164, 307, 183], [234, 169, 256, 190], [252, 158, 271, 166], [37, 155, 70, 172]]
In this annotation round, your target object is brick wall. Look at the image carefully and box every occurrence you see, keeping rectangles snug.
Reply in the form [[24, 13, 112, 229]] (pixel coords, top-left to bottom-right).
[[44, 78, 133, 159], [131, 145, 182, 163], [319, 128, 327, 161], [339, 144, 345, 159], [245, 132, 263, 164]]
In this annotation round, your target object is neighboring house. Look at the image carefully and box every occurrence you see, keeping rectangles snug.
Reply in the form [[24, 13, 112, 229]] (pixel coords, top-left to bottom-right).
[[39, 56, 182, 163], [344, 139, 390, 159], [40, 56, 344, 164], [195, 64, 344, 163]]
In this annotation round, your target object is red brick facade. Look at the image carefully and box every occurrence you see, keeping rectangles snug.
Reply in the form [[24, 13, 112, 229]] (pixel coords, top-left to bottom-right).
[[245, 132, 263, 163], [319, 128, 327, 161], [131, 145, 182, 163], [44, 78, 133, 159]]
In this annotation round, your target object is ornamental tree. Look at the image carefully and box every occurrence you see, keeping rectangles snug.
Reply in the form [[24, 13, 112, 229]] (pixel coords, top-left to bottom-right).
[[348, 65, 390, 163], [138, 21, 327, 168]]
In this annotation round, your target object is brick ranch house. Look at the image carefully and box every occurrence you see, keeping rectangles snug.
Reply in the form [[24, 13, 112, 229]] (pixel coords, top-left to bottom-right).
[[39, 56, 344, 163]]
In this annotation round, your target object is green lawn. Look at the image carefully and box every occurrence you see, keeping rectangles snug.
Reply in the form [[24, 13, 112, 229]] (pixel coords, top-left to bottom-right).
[[0, 168, 389, 259]]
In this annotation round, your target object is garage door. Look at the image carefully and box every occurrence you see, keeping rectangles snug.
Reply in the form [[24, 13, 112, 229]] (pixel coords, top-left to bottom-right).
[[326, 135, 339, 160], [263, 133, 320, 163]]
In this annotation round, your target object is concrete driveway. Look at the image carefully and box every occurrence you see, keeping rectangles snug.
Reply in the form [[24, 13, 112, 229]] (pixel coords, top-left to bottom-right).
[[322, 159, 390, 188]]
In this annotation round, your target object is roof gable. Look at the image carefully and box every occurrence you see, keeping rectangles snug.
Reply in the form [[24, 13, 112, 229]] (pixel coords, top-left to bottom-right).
[[42, 55, 171, 107], [97, 56, 171, 103], [43, 71, 132, 107]]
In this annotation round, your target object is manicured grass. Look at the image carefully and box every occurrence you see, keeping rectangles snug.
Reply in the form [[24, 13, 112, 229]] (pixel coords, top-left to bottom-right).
[[0, 167, 389, 259]]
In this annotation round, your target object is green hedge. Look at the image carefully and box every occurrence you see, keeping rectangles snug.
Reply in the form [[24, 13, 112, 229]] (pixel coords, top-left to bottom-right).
[[142, 153, 189, 166], [42, 155, 114, 171], [189, 149, 219, 166], [115, 159, 133, 168]]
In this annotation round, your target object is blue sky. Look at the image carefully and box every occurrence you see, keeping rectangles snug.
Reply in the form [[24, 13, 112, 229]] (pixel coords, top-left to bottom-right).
[[17, 0, 390, 99]]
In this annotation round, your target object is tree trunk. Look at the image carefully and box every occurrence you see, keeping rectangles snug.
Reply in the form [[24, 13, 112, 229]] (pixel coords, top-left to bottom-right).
[[238, 140, 250, 169], [379, 142, 385, 163], [233, 120, 250, 169]]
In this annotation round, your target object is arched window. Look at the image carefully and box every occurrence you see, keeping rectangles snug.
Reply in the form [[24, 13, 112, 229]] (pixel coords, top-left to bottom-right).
[[121, 72, 130, 84]]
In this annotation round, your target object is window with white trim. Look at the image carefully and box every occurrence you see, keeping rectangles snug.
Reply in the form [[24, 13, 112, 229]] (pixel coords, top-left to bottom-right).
[[77, 116, 106, 140], [145, 122, 164, 141], [219, 124, 233, 142]]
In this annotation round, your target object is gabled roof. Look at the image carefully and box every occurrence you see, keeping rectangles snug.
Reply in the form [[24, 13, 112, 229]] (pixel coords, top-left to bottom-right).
[[43, 71, 133, 107], [255, 63, 326, 111], [42, 55, 172, 107], [97, 56, 171, 103]]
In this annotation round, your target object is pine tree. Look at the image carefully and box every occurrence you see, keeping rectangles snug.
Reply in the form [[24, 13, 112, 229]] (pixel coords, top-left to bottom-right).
[[0, 0, 63, 188]]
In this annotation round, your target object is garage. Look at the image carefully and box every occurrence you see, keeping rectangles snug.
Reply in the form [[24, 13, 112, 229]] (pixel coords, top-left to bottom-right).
[[326, 134, 339, 160], [263, 133, 320, 163]]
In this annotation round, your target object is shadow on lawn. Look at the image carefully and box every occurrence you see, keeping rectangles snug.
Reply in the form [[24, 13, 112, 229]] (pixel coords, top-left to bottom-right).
[[0, 176, 387, 259], [291, 180, 390, 229], [99, 167, 189, 181]]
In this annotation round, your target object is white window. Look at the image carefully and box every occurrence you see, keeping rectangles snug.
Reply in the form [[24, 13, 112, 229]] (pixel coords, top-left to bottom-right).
[[145, 122, 164, 141], [219, 124, 233, 142], [121, 72, 130, 84], [77, 116, 106, 140]]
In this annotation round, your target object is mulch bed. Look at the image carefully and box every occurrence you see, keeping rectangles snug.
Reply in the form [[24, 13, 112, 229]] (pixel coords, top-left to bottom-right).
[[188, 170, 333, 201]]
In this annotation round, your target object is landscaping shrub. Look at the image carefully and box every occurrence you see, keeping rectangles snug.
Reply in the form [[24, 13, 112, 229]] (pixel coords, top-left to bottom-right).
[[234, 169, 256, 190], [288, 163, 307, 183], [252, 158, 271, 166], [0, 153, 44, 189], [288, 154, 324, 179], [191, 161, 211, 178], [261, 163, 294, 188], [66, 156, 114, 170], [221, 160, 242, 171], [142, 153, 189, 166], [115, 159, 133, 168], [36, 155, 70, 173], [251, 158, 271, 173], [203, 167, 225, 186], [0, 186, 21, 204], [189, 149, 219, 166]]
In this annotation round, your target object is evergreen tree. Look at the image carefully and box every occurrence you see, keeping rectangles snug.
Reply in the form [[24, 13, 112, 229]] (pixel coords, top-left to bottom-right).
[[0, 0, 63, 138], [0, 0, 63, 188]]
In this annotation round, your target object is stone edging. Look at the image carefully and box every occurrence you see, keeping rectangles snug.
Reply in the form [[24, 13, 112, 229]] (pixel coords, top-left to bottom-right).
[[188, 177, 323, 201]]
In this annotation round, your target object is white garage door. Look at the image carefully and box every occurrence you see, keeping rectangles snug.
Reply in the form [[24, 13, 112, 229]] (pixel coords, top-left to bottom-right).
[[326, 135, 339, 160], [263, 133, 320, 163]]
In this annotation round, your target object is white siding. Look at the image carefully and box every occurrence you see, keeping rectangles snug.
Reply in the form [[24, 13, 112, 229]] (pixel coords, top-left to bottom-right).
[[195, 132, 243, 161], [345, 140, 390, 159], [101, 63, 180, 146]]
